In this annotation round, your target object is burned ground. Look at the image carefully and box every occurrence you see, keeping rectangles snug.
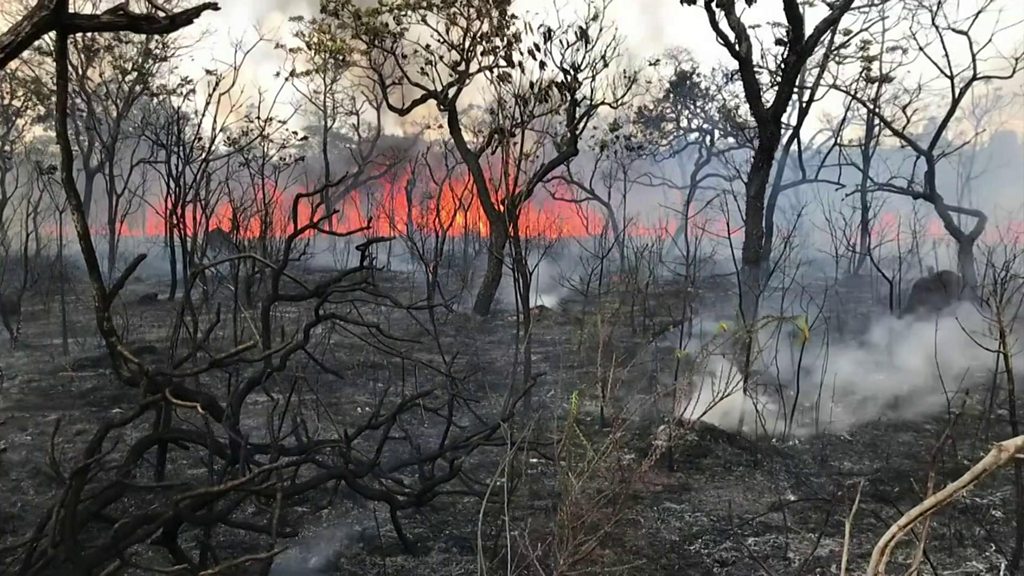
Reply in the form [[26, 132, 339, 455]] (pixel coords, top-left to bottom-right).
[[0, 262, 1018, 576]]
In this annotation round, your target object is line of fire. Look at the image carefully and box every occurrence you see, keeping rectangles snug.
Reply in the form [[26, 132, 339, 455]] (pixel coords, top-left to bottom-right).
[[84, 175, 1024, 245]]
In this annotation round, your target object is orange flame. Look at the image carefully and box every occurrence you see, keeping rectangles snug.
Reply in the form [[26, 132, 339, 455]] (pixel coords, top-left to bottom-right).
[[108, 171, 614, 241], [92, 172, 1024, 249]]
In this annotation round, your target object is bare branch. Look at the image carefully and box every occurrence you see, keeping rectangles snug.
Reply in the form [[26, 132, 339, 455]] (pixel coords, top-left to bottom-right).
[[0, 1, 220, 70]]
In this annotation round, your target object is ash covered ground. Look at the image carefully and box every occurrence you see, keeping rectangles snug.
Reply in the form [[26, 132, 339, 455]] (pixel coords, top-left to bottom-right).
[[0, 244, 1019, 576]]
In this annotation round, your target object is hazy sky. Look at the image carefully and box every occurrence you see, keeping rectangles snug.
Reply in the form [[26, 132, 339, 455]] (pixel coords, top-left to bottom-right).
[[196, 0, 729, 69], [196, 0, 1024, 65], [187, 0, 1023, 133], [3, 1, 1016, 133]]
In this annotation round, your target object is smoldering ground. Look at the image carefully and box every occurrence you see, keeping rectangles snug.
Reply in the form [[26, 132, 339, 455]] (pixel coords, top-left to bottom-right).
[[681, 299, 1019, 437], [4, 232, 1024, 575]]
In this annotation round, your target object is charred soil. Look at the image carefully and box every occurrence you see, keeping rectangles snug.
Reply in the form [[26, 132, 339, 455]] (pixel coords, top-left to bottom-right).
[[0, 271, 1018, 575]]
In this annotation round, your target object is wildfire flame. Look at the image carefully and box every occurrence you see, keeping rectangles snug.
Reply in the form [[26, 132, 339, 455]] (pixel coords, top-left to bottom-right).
[[91, 168, 1022, 249], [109, 170, 643, 242]]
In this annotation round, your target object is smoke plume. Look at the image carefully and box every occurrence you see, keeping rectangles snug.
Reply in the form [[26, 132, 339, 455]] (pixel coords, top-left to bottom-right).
[[681, 302, 1015, 437]]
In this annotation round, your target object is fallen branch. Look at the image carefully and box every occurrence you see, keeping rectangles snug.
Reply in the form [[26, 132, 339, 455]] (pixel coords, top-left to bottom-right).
[[868, 435, 1024, 575], [840, 480, 863, 576]]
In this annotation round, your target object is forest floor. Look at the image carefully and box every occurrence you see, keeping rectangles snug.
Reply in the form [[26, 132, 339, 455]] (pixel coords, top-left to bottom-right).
[[0, 265, 1018, 575]]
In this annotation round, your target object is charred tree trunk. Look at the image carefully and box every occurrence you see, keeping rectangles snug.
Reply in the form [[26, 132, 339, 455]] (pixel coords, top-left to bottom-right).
[[472, 225, 508, 317], [761, 48, 837, 281], [166, 213, 177, 301], [856, 186, 871, 274], [987, 268, 1024, 572], [177, 220, 190, 301], [855, 112, 878, 275], [686, 0, 855, 335], [667, 149, 712, 269], [320, 99, 332, 230], [927, 165, 985, 297], [760, 165, 785, 284], [1001, 322, 1024, 573], [957, 238, 978, 295], [603, 201, 625, 273], [81, 169, 97, 225], [739, 132, 780, 329], [507, 227, 534, 414], [760, 109, 801, 283], [57, 211, 69, 356], [54, 5, 136, 383], [104, 158, 122, 281], [106, 200, 117, 280]]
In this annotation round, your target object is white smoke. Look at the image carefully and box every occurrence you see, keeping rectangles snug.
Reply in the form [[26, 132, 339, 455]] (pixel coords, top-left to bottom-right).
[[677, 302, 1012, 437], [810, 304, 994, 428]]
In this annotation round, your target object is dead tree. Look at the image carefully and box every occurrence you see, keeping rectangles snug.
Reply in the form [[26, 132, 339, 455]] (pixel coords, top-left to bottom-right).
[[972, 247, 1024, 570], [35, 158, 73, 355], [0, 61, 47, 346], [832, 0, 1024, 293], [547, 110, 651, 274], [394, 144, 472, 310], [827, 1, 912, 275], [223, 76, 303, 306], [0, 63, 36, 286], [868, 435, 1024, 575], [0, 62, 41, 254], [330, 0, 637, 317], [320, 0, 515, 318], [759, 27, 852, 283], [63, 10, 180, 277], [680, 0, 858, 328], [635, 52, 750, 274], [950, 87, 1013, 221], [137, 41, 259, 301], [286, 15, 403, 224]]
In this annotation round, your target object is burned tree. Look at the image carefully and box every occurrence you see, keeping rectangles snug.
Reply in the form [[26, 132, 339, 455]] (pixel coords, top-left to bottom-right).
[[391, 144, 475, 309], [0, 53, 51, 350], [827, 1, 910, 275], [0, 62, 40, 251], [319, 0, 516, 318], [833, 0, 1024, 293], [286, 14, 403, 224], [636, 51, 751, 270], [220, 76, 305, 307], [0, 63, 39, 316], [679, 0, 858, 327], [63, 9, 183, 276], [548, 112, 648, 274], [328, 0, 637, 316], [136, 42, 258, 301]]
